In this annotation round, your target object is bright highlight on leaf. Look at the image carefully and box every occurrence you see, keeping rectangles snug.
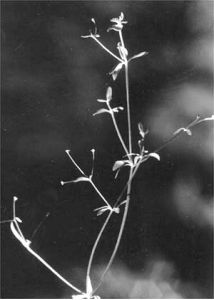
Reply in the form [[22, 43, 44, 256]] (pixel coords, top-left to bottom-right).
[[129, 51, 148, 62], [109, 62, 123, 80], [106, 86, 112, 101], [148, 153, 160, 161], [112, 160, 126, 171], [15, 217, 22, 223], [67, 177, 90, 183], [108, 12, 127, 32], [94, 205, 120, 216], [93, 108, 111, 116], [173, 127, 192, 136]]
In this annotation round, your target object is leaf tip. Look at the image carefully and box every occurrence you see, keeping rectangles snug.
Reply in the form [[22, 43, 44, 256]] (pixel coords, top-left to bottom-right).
[[15, 217, 22, 223], [149, 152, 160, 161]]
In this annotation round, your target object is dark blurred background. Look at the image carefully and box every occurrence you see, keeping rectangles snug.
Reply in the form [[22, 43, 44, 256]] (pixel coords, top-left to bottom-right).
[[1, 1, 213, 298]]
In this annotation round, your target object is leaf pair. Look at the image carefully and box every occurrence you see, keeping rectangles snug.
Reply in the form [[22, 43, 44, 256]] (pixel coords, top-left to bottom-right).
[[94, 205, 120, 216], [93, 106, 124, 117], [93, 86, 124, 116], [81, 18, 100, 39], [107, 12, 127, 32]]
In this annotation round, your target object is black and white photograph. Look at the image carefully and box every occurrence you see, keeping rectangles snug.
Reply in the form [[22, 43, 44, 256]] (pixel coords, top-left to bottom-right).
[[1, 1, 213, 298]]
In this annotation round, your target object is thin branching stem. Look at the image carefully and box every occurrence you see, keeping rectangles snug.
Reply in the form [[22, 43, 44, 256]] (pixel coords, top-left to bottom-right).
[[89, 179, 111, 208], [0, 219, 13, 224], [118, 29, 132, 154], [66, 150, 86, 176], [66, 150, 111, 208], [153, 116, 209, 154], [10, 200, 83, 295], [90, 28, 134, 291], [93, 168, 133, 294], [86, 210, 113, 284], [91, 35, 123, 63], [106, 102, 129, 157], [25, 242, 83, 294], [125, 62, 132, 155]]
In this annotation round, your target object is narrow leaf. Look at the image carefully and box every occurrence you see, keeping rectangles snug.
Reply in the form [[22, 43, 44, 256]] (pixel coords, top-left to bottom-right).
[[71, 177, 90, 183], [106, 86, 112, 101], [202, 115, 214, 121], [129, 51, 148, 61], [134, 155, 141, 165], [138, 122, 144, 138], [112, 106, 124, 113], [93, 108, 110, 116], [112, 160, 129, 171], [97, 99, 106, 103], [15, 217, 22, 223], [148, 153, 160, 161], [120, 12, 124, 20], [109, 63, 123, 81], [110, 17, 119, 23], [94, 206, 106, 212], [173, 127, 192, 136], [81, 35, 91, 39], [96, 209, 107, 216], [107, 25, 122, 32]]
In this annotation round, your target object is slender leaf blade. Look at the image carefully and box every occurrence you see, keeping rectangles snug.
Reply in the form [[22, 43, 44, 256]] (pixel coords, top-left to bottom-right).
[[93, 108, 110, 116]]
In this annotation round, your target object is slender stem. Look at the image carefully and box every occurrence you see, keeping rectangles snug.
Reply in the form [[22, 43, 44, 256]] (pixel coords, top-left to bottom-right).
[[90, 42, 134, 293], [26, 243, 83, 294], [0, 219, 13, 224], [10, 205, 83, 295], [106, 103, 129, 157], [66, 150, 86, 176], [91, 35, 123, 63], [65, 150, 111, 208], [89, 180, 111, 208], [86, 210, 113, 283], [125, 63, 132, 155], [153, 117, 206, 154], [93, 168, 133, 294], [13, 199, 25, 240], [118, 29, 132, 155], [111, 113, 129, 156]]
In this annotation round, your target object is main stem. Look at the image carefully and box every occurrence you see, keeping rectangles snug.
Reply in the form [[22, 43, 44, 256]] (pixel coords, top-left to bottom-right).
[[86, 210, 113, 286], [125, 62, 132, 154], [93, 168, 133, 294], [87, 58, 133, 294]]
